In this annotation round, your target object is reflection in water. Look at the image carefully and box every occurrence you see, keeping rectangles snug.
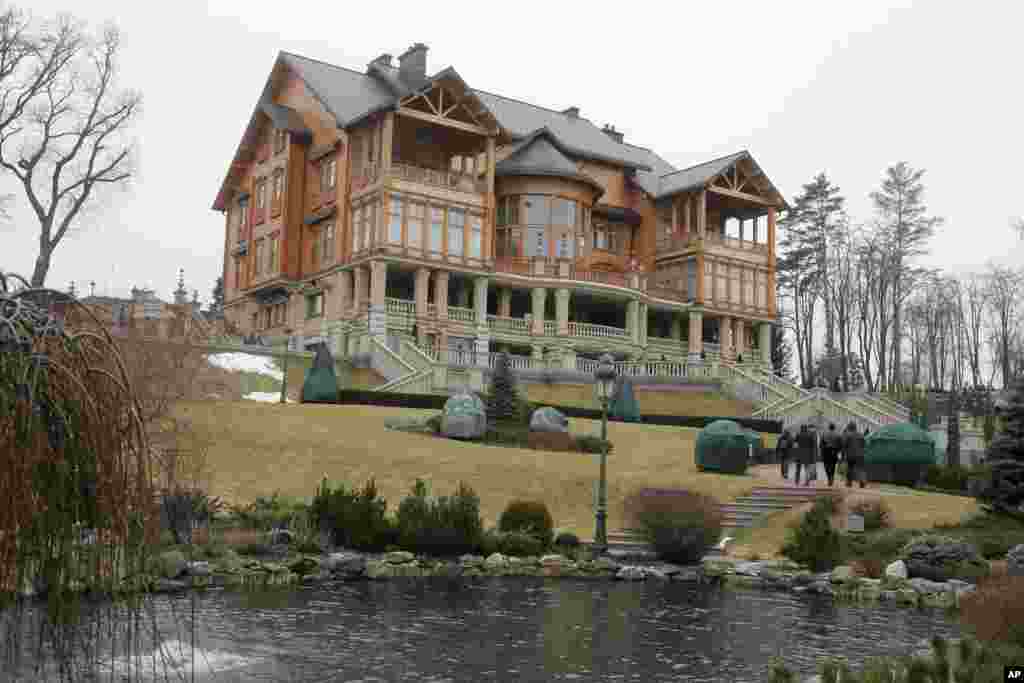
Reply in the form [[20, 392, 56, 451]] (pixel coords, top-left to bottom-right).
[[10, 579, 961, 682]]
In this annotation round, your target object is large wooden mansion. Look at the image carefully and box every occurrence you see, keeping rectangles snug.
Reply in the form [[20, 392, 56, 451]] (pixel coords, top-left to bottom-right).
[[212, 43, 786, 375]]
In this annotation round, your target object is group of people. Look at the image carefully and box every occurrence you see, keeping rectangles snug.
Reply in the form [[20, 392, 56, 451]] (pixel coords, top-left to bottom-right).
[[775, 422, 870, 488]]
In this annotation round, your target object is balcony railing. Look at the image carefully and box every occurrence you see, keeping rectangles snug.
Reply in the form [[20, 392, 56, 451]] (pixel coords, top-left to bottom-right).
[[351, 161, 379, 192], [656, 231, 769, 254], [567, 321, 628, 339], [494, 258, 643, 292], [385, 297, 414, 316], [392, 161, 486, 194], [487, 315, 530, 333], [448, 306, 476, 324]]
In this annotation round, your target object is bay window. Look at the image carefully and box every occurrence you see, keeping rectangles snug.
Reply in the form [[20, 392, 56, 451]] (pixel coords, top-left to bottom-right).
[[430, 207, 443, 253], [388, 196, 402, 243], [469, 214, 482, 258], [407, 202, 424, 249]]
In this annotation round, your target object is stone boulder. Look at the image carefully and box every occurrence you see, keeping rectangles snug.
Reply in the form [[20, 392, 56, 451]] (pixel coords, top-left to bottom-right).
[[530, 407, 569, 433], [185, 561, 212, 577], [441, 392, 487, 439], [365, 559, 395, 579], [1007, 544, 1024, 576], [900, 535, 988, 582], [885, 559, 908, 580], [384, 551, 415, 564], [324, 552, 366, 574], [484, 552, 509, 570]]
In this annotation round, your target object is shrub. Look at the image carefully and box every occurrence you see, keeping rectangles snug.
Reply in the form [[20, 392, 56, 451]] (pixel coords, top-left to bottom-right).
[[486, 352, 522, 425], [234, 542, 274, 557], [574, 435, 613, 455], [230, 492, 306, 532], [812, 491, 843, 517], [924, 463, 970, 492], [479, 528, 503, 557], [499, 500, 554, 548], [841, 528, 920, 567], [960, 575, 1024, 647], [847, 497, 891, 531], [499, 530, 545, 557], [425, 414, 442, 434], [159, 487, 224, 545], [849, 557, 884, 579], [310, 477, 395, 552], [554, 531, 580, 548], [624, 488, 722, 564], [782, 502, 842, 571], [395, 479, 484, 556], [899, 534, 989, 582]]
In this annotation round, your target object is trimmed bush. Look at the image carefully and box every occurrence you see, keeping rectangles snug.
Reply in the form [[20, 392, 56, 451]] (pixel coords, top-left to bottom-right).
[[485, 352, 522, 425], [782, 501, 842, 571], [841, 528, 921, 568], [574, 435, 613, 454], [624, 488, 722, 564], [310, 477, 396, 552], [499, 500, 554, 549], [395, 479, 484, 556], [812, 491, 843, 517], [899, 534, 990, 582], [847, 497, 891, 531]]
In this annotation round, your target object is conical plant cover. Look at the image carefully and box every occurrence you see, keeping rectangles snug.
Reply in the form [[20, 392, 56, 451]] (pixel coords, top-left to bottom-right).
[[864, 422, 935, 465], [301, 343, 339, 403], [695, 419, 749, 474], [609, 376, 641, 423]]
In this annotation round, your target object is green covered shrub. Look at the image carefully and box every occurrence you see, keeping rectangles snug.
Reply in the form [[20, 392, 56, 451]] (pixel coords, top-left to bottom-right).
[[395, 479, 483, 556], [499, 500, 554, 548], [310, 477, 396, 552], [924, 463, 970, 492], [479, 528, 502, 557], [782, 500, 842, 571], [485, 352, 524, 426], [609, 377, 642, 423], [899, 534, 990, 582], [841, 528, 921, 567], [624, 488, 722, 564]]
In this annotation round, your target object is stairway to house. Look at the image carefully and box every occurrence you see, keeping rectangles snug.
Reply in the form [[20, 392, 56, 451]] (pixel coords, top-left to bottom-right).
[[606, 485, 835, 556]]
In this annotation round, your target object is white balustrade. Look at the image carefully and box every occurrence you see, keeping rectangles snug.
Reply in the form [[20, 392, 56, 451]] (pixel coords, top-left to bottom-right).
[[448, 306, 476, 324], [487, 315, 530, 333], [567, 321, 629, 339]]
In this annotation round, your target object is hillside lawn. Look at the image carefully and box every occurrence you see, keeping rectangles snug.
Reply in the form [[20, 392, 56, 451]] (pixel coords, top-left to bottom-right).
[[175, 400, 760, 540]]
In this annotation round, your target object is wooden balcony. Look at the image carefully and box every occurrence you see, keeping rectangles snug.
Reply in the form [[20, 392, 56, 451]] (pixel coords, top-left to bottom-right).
[[494, 258, 644, 293], [391, 161, 486, 195], [656, 231, 769, 258]]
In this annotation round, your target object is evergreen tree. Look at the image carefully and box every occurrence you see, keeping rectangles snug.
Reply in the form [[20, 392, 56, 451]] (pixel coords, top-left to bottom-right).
[[486, 352, 522, 425], [770, 324, 793, 380], [209, 276, 224, 315], [978, 375, 1024, 516], [946, 389, 960, 466]]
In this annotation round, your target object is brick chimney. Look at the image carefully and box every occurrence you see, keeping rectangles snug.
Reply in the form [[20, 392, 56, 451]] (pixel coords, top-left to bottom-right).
[[562, 106, 580, 119], [399, 43, 428, 82], [601, 124, 623, 144], [370, 53, 393, 68]]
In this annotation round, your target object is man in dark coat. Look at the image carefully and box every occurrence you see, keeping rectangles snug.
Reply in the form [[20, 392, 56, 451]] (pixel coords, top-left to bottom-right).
[[843, 421, 867, 488], [794, 424, 817, 486], [821, 423, 842, 486], [776, 429, 794, 480]]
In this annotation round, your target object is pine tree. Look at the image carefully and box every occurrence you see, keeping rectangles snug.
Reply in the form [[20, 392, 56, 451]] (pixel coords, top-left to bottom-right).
[[946, 389, 960, 466], [609, 376, 641, 423], [770, 324, 793, 380], [209, 276, 224, 315], [486, 352, 522, 425], [978, 375, 1024, 516]]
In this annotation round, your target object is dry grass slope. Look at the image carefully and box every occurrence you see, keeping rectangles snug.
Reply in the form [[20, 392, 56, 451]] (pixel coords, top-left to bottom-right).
[[176, 400, 760, 540], [523, 383, 756, 417]]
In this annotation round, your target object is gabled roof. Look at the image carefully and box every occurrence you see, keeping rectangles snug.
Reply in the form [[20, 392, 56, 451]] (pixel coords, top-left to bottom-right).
[[654, 150, 788, 208], [473, 89, 651, 171], [279, 52, 396, 127], [260, 100, 312, 144], [494, 128, 604, 197]]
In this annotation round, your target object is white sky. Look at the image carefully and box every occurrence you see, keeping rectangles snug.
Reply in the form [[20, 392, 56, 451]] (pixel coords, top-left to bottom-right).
[[3, 0, 1023, 302]]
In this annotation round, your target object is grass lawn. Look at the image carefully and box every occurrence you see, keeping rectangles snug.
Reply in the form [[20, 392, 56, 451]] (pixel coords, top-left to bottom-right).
[[175, 400, 760, 540], [728, 486, 983, 560]]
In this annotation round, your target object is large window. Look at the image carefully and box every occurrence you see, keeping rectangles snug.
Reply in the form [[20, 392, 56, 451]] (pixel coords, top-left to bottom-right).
[[593, 222, 622, 253], [551, 198, 576, 227], [322, 221, 335, 266], [388, 197, 402, 243], [430, 207, 443, 253], [254, 239, 265, 276], [704, 261, 713, 301], [255, 178, 267, 211], [524, 195, 548, 227], [274, 128, 287, 154], [351, 207, 362, 253], [269, 236, 279, 273], [363, 203, 375, 250], [469, 214, 482, 258], [448, 208, 465, 256], [407, 202, 424, 249], [237, 198, 248, 239], [320, 156, 337, 193]]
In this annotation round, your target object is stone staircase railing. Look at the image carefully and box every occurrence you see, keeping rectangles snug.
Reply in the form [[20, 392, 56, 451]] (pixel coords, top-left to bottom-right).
[[369, 337, 418, 388], [755, 389, 883, 432]]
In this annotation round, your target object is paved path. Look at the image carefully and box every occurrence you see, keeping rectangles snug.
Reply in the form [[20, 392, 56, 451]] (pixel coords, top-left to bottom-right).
[[749, 463, 887, 496]]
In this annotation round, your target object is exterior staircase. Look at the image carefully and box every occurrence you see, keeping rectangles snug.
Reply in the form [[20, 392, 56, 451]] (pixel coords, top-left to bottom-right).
[[606, 485, 837, 555]]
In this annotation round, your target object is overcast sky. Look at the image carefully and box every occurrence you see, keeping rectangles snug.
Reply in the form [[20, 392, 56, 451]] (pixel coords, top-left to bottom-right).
[[4, 0, 1022, 303]]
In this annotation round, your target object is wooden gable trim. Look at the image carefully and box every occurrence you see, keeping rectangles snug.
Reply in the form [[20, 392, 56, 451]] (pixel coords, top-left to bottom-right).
[[396, 106, 490, 136], [707, 185, 775, 206]]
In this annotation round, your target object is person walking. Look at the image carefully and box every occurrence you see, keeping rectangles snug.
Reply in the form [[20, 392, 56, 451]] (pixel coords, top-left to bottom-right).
[[794, 425, 817, 486], [821, 423, 842, 486], [776, 429, 794, 480], [843, 421, 867, 488]]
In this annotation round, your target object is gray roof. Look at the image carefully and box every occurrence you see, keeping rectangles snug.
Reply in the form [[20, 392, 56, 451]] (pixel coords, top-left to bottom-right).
[[473, 89, 650, 170], [495, 129, 604, 196], [656, 151, 749, 198], [259, 100, 312, 143], [280, 52, 397, 128]]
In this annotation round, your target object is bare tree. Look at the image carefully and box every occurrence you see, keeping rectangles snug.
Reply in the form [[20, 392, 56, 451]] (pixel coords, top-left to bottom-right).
[[870, 163, 944, 390], [960, 272, 988, 389], [0, 11, 141, 286], [984, 263, 1024, 388]]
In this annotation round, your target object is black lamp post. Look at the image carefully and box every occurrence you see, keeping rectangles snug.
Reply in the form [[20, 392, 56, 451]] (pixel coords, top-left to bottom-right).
[[280, 328, 294, 404], [592, 353, 617, 555]]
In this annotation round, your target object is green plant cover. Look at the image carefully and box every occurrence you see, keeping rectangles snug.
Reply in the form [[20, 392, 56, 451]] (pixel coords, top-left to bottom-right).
[[609, 376, 641, 423], [864, 422, 936, 465], [301, 343, 339, 403], [695, 419, 750, 474]]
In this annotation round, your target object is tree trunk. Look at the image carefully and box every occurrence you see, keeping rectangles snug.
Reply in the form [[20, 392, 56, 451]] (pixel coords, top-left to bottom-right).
[[30, 245, 52, 288]]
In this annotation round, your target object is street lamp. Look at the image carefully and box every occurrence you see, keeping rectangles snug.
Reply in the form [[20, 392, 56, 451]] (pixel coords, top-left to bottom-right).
[[592, 353, 617, 555], [280, 328, 294, 404]]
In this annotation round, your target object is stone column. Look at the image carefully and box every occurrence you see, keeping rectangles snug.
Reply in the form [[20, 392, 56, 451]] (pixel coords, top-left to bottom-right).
[[369, 260, 388, 339], [497, 288, 512, 318], [734, 319, 747, 361], [555, 288, 570, 335], [338, 270, 354, 320], [414, 267, 430, 344], [531, 288, 546, 336], [670, 314, 683, 341], [352, 266, 367, 320], [688, 311, 703, 361], [638, 302, 648, 347], [561, 345, 577, 371], [721, 316, 734, 361], [759, 321, 772, 367], [474, 276, 490, 365], [457, 284, 470, 308], [434, 271, 449, 322], [627, 300, 640, 344]]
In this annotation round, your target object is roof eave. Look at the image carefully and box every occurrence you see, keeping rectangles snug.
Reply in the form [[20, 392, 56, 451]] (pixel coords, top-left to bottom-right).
[[506, 129, 652, 172]]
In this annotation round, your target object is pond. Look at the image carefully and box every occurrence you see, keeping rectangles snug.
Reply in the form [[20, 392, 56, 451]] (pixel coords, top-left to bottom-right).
[[12, 579, 961, 682]]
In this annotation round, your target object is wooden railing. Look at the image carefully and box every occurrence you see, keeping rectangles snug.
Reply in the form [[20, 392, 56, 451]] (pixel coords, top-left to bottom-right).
[[656, 232, 769, 254], [392, 161, 486, 194]]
